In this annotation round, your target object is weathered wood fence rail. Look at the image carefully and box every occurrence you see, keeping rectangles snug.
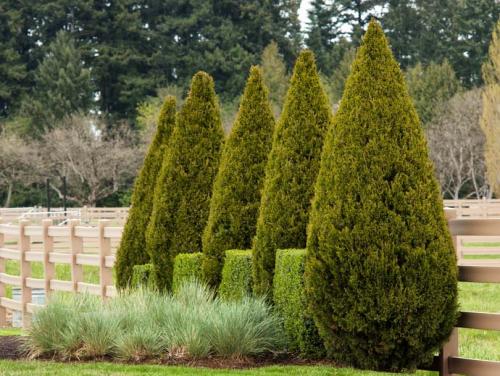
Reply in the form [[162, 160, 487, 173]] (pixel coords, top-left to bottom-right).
[[0, 218, 121, 327], [436, 214, 500, 376], [0, 207, 129, 225], [0, 210, 499, 375]]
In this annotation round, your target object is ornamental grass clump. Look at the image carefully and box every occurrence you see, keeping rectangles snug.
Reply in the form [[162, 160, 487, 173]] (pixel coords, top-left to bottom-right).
[[305, 20, 458, 371], [252, 50, 333, 296], [115, 97, 176, 289], [202, 66, 275, 288], [26, 281, 284, 361], [146, 72, 224, 291]]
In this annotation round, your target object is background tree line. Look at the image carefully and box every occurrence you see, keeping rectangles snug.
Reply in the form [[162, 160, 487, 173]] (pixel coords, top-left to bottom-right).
[[0, 0, 498, 206]]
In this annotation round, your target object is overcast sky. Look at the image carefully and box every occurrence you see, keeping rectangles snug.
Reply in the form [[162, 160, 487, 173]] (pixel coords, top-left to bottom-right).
[[298, 0, 312, 30]]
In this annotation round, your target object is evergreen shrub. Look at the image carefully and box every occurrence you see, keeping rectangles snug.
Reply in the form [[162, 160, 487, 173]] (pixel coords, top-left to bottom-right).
[[252, 50, 333, 296], [273, 249, 324, 359], [131, 264, 155, 290], [146, 72, 224, 291], [172, 253, 204, 293], [115, 97, 176, 289], [218, 250, 253, 301], [202, 66, 274, 288], [305, 20, 458, 371]]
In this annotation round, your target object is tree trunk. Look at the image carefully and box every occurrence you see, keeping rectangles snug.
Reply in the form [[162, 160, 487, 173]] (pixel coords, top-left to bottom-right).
[[3, 183, 12, 208]]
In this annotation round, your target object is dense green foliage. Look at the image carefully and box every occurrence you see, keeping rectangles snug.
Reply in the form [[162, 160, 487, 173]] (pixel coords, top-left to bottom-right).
[[261, 42, 289, 112], [202, 66, 275, 288], [218, 250, 253, 301], [17, 31, 94, 136], [115, 97, 176, 289], [27, 283, 284, 360], [252, 50, 332, 296], [146, 72, 224, 291], [307, 0, 499, 86], [0, 1, 301, 123], [131, 264, 155, 290], [305, 21, 458, 371], [172, 253, 204, 293], [273, 249, 324, 359], [405, 61, 462, 126]]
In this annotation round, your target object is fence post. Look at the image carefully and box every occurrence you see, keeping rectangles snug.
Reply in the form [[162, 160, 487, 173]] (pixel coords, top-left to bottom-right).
[[42, 219, 54, 298], [70, 219, 83, 293], [439, 328, 458, 376], [19, 219, 31, 328], [0, 217, 5, 327], [445, 209, 461, 263], [99, 220, 112, 299]]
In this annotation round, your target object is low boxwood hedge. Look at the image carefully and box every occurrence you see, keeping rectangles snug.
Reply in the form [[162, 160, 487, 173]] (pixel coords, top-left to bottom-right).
[[131, 263, 155, 289], [273, 249, 324, 359], [219, 250, 253, 301], [172, 253, 204, 292]]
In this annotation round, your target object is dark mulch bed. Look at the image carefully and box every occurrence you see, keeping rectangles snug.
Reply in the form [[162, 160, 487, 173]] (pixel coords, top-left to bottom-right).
[[0, 335, 335, 369], [0, 336, 26, 360]]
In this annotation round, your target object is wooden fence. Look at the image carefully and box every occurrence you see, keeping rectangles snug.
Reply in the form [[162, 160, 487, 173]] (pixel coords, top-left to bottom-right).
[[0, 218, 121, 328], [0, 211, 499, 375], [444, 199, 500, 218], [436, 214, 500, 376], [0, 199, 498, 225], [0, 207, 129, 225]]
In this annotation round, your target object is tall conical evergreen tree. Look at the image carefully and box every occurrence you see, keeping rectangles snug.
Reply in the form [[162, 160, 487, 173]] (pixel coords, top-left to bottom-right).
[[202, 66, 275, 288], [252, 51, 333, 296], [115, 96, 176, 289], [146, 72, 224, 292], [481, 20, 500, 196], [305, 20, 458, 371]]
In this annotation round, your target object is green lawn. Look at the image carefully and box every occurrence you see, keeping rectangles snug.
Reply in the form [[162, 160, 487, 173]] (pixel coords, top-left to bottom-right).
[[4, 260, 100, 298], [0, 328, 21, 336], [1, 253, 499, 374], [0, 361, 436, 376]]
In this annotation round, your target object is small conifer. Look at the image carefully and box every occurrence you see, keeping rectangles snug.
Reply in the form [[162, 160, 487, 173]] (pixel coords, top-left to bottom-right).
[[305, 20, 458, 371], [115, 97, 176, 289], [252, 50, 333, 296], [202, 66, 275, 288], [146, 72, 224, 292]]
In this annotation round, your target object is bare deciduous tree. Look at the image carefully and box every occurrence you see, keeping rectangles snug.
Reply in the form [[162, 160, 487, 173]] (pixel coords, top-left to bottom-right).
[[39, 116, 142, 206], [0, 132, 38, 207], [427, 89, 487, 199]]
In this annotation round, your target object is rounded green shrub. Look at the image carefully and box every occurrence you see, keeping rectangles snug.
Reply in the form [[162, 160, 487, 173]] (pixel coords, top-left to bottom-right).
[[273, 249, 324, 359], [305, 20, 458, 371], [172, 253, 204, 293], [146, 72, 224, 291], [202, 66, 275, 288], [115, 97, 176, 289], [131, 264, 155, 290], [252, 50, 333, 296], [218, 250, 253, 301]]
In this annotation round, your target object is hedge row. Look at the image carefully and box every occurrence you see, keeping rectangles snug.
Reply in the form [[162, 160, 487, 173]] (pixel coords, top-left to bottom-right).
[[218, 250, 253, 301], [141, 249, 321, 359], [172, 253, 204, 293], [273, 249, 324, 359]]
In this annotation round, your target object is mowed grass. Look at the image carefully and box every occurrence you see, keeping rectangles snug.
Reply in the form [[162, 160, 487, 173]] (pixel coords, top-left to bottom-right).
[[1, 244, 499, 374], [0, 361, 436, 376], [4, 260, 100, 299]]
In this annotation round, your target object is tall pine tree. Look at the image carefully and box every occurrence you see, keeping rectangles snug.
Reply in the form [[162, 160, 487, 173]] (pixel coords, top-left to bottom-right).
[[481, 21, 500, 196], [115, 97, 176, 289], [202, 66, 275, 288], [305, 20, 458, 370], [252, 50, 333, 296], [146, 72, 224, 292], [21, 31, 93, 134]]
